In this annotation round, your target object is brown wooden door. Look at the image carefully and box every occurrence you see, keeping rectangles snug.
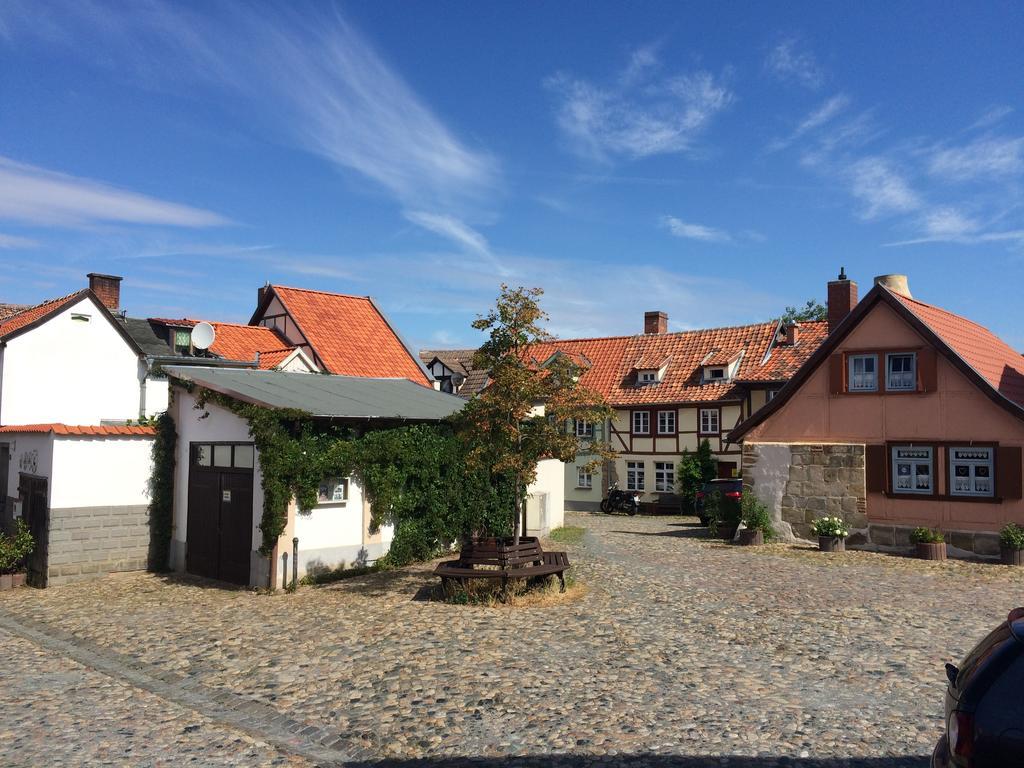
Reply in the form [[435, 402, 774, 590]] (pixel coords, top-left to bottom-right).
[[20, 475, 48, 587], [718, 461, 737, 479], [186, 452, 254, 586]]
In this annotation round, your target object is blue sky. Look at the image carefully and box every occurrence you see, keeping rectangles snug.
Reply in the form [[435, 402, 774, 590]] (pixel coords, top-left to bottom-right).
[[1, 1, 1023, 349]]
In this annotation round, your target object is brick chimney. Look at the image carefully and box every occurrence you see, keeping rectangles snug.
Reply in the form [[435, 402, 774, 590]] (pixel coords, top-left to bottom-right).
[[784, 324, 800, 346], [827, 267, 857, 334], [87, 273, 122, 312], [644, 311, 668, 335], [257, 282, 271, 308]]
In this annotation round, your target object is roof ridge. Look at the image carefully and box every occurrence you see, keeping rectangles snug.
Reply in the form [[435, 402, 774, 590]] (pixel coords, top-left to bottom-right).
[[0, 289, 86, 327], [892, 290, 1008, 341], [272, 285, 373, 301]]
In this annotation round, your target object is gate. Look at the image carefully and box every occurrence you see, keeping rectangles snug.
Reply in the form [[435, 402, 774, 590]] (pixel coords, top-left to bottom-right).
[[19, 475, 49, 587], [185, 443, 254, 585]]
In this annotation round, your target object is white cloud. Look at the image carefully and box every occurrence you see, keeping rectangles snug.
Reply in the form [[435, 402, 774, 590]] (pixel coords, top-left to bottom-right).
[[767, 93, 850, 152], [403, 210, 510, 276], [765, 37, 823, 90], [847, 157, 921, 219], [547, 49, 733, 161], [0, 2, 495, 211], [0, 233, 38, 248], [0, 156, 229, 228], [969, 106, 1014, 131], [661, 215, 731, 243], [922, 207, 979, 239], [928, 136, 1024, 181]]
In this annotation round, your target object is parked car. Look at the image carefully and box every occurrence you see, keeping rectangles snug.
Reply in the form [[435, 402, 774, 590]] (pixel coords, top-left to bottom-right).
[[932, 607, 1024, 767], [694, 478, 742, 524]]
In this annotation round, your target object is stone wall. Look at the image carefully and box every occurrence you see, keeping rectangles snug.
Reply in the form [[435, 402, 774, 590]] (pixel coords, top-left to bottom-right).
[[46, 504, 151, 586], [743, 442, 867, 543]]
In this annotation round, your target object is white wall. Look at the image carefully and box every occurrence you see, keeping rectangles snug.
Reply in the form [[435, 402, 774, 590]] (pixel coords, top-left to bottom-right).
[[527, 457, 565, 534], [294, 479, 368, 575], [170, 388, 264, 569], [50, 436, 153, 508], [143, 372, 170, 417], [3, 433, 54, 507], [0, 296, 142, 425]]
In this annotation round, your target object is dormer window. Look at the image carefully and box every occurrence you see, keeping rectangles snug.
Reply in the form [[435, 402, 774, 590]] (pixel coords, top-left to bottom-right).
[[708, 367, 725, 380], [173, 329, 193, 356], [639, 371, 658, 384]]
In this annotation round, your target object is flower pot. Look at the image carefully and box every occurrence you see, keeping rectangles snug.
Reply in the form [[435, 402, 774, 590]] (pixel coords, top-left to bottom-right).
[[11, 572, 26, 588], [818, 536, 846, 553], [1001, 546, 1024, 566], [0, 574, 11, 591], [737, 528, 764, 546], [916, 542, 947, 561]]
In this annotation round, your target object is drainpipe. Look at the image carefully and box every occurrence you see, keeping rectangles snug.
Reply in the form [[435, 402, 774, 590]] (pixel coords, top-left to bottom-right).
[[281, 552, 288, 591]]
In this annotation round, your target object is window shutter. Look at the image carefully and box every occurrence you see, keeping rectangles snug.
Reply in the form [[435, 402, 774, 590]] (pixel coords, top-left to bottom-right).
[[917, 347, 938, 392], [865, 444, 887, 493], [997, 446, 1023, 500], [828, 353, 845, 395]]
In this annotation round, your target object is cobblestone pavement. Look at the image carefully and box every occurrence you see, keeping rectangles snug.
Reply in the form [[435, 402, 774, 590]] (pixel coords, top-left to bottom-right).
[[4, 512, 1022, 767]]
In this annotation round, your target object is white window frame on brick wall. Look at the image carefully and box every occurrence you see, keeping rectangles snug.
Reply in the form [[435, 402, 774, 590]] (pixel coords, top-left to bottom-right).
[[891, 445, 933, 495], [699, 408, 720, 435], [632, 411, 650, 434], [949, 446, 994, 497], [577, 466, 593, 489], [626, 461, 645, 491], [848, 353, 878, 392], [657, 410, 676, 434], [654, 461, 675, 492]]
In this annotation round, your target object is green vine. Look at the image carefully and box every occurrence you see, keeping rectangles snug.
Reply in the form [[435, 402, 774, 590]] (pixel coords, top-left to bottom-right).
[[147, 410, 177, 571]]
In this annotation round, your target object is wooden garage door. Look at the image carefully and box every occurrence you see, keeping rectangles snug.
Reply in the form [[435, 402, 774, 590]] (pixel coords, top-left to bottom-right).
[[186, 443, 255, 585]]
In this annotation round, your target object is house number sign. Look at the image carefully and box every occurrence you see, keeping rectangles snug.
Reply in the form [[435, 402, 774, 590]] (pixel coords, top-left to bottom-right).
[[222, 490, 232, 502], [19, 449, 38, 474]]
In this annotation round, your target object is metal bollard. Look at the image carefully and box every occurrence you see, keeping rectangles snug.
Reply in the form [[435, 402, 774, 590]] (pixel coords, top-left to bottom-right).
[[292, 537, 298, 590], [281, 552, 288, 591]]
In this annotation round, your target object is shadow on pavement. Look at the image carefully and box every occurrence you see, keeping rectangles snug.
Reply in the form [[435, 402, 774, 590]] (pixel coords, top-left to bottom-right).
[[346, 754, 930, 767], [611, 528, 712, 540]]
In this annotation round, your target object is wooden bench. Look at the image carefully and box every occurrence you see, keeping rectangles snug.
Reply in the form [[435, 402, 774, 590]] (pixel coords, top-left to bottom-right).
[[434, 536, 570, 592]]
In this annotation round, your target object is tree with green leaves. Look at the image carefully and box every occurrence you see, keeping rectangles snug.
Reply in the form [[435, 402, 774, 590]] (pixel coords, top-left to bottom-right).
[[779, 299, 827, 324], [458, 285, 614, 544], [676, 438, 718, 513]]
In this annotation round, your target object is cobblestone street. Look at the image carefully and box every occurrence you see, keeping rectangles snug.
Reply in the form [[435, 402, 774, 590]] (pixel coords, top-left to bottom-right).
[[3, 512, 1021, 767]]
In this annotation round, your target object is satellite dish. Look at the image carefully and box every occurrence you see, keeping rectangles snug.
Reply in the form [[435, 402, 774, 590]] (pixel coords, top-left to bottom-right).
[[191, 321, 216, 351]]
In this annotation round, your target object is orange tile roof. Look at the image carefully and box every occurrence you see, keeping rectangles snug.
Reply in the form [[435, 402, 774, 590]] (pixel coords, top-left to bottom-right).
[[269, 286, 430, 385], [526, 336, 632, 400], [254, 348, 294, 369], [893, 292, 1024, 407], [0, 303, 29, 321], [0, 423, 156, 436], [740, 320, 829, 382], [206, 322, 291, 365], [0, 290, 87, 340]]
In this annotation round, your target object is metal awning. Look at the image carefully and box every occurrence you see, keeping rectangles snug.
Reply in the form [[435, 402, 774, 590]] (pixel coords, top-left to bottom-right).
[[163, 366, 465, 421]]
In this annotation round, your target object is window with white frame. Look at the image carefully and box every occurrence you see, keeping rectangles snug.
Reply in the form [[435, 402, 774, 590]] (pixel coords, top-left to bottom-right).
[[891, 445, 933, 494], [657, 410, 676, 434], [632, 411, 650, 434], [577, 466, 593, 489], [626, 461, 645, 491], [949, 447, 994, 497], [699, 408, 720, 434], [848, 354, 878, 392], [655, 462, 675, 492], [886, 353, 917, 391], [575, 419, 593, 438], [766, 389, 780, 401], [638, 371, 658, 384]]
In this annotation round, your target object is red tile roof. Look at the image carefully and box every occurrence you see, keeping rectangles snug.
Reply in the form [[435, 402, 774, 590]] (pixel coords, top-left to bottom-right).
[[0, 290, 87, 340], [254, 348, 294, 369], [0, 423, 156, 436], [526, 336, 632, 400], [739, 320, 829, 383], [207, 322, 291, 366], [269, 286, 430, 385], [893, 292, 1024, 407], [0, 303, 29, 321]]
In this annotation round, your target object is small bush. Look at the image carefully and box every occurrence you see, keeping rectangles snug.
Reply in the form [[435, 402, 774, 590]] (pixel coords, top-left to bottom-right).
[[810, 516, 849, 538], [549, 526, 585, 545], [0, 519, 34, 574], [1000, 523, 1024, 550], [705, 490, 741, 537], [740, 491, 775, 540], [910, 526, 945, 544]]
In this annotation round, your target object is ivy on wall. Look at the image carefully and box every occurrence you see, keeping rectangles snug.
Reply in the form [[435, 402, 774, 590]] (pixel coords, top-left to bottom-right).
[[147, 410, 177, 571], [187, 388, 510, 565]]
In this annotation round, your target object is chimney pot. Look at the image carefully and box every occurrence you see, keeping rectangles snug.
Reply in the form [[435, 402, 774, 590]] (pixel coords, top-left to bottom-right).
[[644, 310, 668, 335], [873, 274, 912, 298], [87, 272, 123, 312], [785, 324, 800, 346], [826, 268, 858, 335]]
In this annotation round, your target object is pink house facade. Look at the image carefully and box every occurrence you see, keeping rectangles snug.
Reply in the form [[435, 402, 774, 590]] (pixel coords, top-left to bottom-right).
[[731, 273, 1024, 557]]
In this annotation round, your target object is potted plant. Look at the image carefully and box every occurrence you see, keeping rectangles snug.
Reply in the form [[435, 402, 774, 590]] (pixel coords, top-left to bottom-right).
[[0, 519, 34, 590], [737, 492, 774, 545], [811, 516, 849, 552], [911, 527, 946, 561], [999, 523, 1024, 566]]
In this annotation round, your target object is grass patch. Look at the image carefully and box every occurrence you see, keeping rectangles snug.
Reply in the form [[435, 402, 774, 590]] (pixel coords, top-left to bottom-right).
[[436, 567, 582, 607], [299, 562, 380, 586], [549, 525, 586, 545]]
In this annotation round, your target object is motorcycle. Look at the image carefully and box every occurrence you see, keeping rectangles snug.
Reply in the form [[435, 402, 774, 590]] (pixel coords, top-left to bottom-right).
[[600, 482, 640, 515]]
